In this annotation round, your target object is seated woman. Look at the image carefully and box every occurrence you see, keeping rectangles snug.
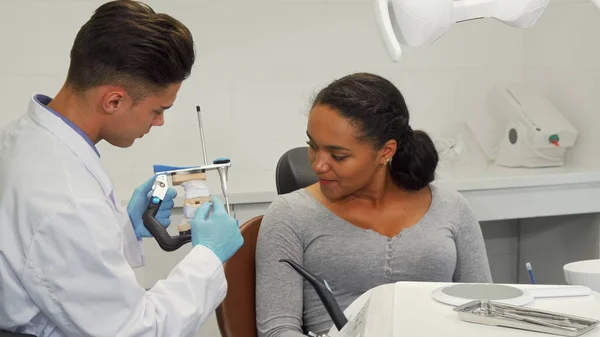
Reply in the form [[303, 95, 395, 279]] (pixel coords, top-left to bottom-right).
[[255, 72, 492, 337]]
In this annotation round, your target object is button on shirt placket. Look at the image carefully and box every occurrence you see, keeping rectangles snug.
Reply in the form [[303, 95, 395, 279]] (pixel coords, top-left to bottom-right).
[[384, 237, 394, 279]]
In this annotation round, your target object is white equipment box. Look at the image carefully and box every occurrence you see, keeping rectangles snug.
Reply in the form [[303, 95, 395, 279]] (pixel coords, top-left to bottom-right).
[[467, 83, 578, 168]]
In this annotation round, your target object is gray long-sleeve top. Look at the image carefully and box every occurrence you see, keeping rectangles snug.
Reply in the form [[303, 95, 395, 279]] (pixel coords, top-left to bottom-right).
[[255, 183, 493, 337]]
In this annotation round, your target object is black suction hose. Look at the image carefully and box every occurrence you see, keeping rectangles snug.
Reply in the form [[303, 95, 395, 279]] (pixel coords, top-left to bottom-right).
[[279, 259, 348, 330]]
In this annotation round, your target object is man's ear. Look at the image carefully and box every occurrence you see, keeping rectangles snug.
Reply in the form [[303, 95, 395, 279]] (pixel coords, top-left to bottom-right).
[[102, 89, 128, 115]]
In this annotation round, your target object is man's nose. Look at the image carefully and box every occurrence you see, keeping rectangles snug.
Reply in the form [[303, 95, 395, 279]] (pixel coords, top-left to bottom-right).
[[152, 114, 164, 127]]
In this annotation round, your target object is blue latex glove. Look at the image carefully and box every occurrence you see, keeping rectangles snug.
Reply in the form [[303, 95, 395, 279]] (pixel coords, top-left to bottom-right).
[[191, 196, 244, 263], [127, 176, 178, 239]]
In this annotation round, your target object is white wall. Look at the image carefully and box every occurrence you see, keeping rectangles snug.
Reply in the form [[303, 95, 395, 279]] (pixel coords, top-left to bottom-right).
[[0, 0, 527, 200], [522, 1, 600, 168], [515, 0, 600, 286], [2, 1, 600, 336]]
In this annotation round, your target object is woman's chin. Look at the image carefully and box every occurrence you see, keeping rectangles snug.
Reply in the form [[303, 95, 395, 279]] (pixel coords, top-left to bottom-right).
[[320, 184, 344, 201]]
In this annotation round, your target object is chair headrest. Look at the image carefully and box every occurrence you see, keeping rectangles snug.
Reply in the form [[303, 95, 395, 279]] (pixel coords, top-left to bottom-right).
[[275, 147, 318, 195]]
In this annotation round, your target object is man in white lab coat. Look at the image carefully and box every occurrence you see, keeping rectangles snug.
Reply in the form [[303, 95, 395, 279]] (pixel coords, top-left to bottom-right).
[[0, 1, 244, 336]]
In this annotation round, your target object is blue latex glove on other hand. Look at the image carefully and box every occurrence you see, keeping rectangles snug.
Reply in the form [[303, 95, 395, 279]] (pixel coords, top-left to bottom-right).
[[191, 196, 243, 263], [127, 176, 178, 239]]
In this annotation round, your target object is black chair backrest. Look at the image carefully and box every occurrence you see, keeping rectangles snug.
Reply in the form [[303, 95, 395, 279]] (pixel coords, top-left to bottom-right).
[[275, 147, 318, 195]]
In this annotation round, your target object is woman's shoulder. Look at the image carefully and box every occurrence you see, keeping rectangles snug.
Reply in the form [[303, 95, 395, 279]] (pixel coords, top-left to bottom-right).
[[267, 188, 319, 212], [262, 188, 324, 224], [428, 182, 475, 218], [430, 183, 468, 204], [259, 187, 327, 239]]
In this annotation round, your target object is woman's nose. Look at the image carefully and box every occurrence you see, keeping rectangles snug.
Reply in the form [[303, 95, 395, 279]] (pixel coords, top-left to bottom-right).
[[312, 152, 330, 173]]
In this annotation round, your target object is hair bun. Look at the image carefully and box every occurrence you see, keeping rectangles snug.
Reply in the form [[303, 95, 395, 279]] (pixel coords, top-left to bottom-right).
[[389, 130, 438, 190]]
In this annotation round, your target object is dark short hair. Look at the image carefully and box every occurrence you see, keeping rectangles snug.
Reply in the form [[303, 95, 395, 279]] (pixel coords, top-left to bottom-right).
[[312, 73, 439, 191], [66, 0, 195, 100]]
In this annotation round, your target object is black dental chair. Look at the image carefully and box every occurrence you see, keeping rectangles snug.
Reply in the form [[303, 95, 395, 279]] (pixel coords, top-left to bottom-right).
[[275, 146, 318, 195]]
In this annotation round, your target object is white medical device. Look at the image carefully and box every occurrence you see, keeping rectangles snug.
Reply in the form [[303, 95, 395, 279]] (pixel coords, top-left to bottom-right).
[[467, 83, 578, 168], [374, 0, 600, 62]]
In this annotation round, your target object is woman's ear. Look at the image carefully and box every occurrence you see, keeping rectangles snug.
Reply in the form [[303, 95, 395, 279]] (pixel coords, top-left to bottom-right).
[[379, 139, 397, 164]]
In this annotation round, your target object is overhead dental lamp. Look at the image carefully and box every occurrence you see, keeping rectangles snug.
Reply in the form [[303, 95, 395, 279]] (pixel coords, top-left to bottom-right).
[[374, 0, 554, 62]]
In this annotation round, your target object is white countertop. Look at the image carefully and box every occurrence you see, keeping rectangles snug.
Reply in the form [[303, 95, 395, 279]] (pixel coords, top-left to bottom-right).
[[329, 282, 600, 337], [196, 162, 600, 205], [436, 162, 600, 191], [222, 129, 600, 204], [218, 165, 600, 205], [122, 166, 600, 221], [125, 129, 600, 215]]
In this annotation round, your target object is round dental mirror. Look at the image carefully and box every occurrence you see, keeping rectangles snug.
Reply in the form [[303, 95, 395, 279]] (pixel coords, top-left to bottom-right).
[[431, 283, 533, 306]]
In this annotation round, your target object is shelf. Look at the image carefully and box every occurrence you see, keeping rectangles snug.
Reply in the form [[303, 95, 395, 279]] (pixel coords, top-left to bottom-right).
[[129, 128, 600, 222]]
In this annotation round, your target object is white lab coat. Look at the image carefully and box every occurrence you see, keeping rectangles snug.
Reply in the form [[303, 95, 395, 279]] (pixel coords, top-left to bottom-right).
[[0, 95, 227, 337]]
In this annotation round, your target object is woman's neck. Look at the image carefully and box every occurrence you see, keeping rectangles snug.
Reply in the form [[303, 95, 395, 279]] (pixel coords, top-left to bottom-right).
[[334, 172, 431, 210], [345, 172, 394, 208]]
